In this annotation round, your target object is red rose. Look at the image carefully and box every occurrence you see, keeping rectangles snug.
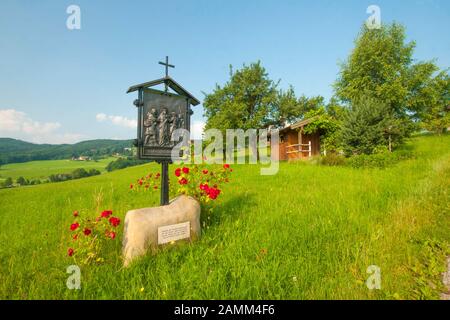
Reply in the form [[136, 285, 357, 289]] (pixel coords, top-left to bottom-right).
[[153, 185, 158, 189], [73, 210, 79, 217], [109, 217, 121, 227], [70, 222, 80, 231], [138, 180, 143, 186], [182, 167, 189, 174], [83, 228, 92, 236], [155, 173, 160, 178], [202, 169, 208, 174], [108, 231, 116, 239], [175, 168, 181, 177], [73, 234, 78, 240], [207, 187, 221, 200], [223, 164, 230, 169], [68, 248, 74, 257], [199, 183, 209, 191], [101, 210, 113, 218], [179, 177, 188, 185], [130, 184, 134, 189]]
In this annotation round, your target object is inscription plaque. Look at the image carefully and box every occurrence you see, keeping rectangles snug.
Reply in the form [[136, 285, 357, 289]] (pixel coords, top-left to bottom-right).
[[157, 221, 191, 245]]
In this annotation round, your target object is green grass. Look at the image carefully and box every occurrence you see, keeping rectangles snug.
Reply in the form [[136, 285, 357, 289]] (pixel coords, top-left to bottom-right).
[[0, 134, 449, 299], [0, 157, 115, 181]]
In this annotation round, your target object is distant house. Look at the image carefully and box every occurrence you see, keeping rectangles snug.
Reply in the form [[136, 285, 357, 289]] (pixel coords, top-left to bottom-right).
[[72, 156, 91, 161], [275, 117, 321, 161]]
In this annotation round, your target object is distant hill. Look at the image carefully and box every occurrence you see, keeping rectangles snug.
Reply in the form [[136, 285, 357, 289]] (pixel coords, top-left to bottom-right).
[[0, 138, 133, 164]]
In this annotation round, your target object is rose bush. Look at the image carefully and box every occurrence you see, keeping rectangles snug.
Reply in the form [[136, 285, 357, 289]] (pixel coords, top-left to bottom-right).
[[66, 209, 121, 265], [131, 164, 232, 206]]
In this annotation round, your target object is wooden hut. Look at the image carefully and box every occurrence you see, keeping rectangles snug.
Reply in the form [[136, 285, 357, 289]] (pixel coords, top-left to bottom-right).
[[277, 117, 321, 161]]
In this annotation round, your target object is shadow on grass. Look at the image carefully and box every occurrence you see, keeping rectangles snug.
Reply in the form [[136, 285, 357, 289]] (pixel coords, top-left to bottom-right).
[[201, 192, 257, 229], [121, 193, 257, 270]]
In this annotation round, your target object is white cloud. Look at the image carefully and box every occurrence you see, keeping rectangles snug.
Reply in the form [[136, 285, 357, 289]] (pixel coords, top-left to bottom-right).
[[95, 113, 136, 129], [0, 109, 86, 144], [0, 109, 60, 134], [191, 120, 205, 140], [96, 113, 107, 122]]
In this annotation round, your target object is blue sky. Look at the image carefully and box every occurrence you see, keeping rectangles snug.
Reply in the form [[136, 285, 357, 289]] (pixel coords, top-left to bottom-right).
[[0, 0, 449, 144]]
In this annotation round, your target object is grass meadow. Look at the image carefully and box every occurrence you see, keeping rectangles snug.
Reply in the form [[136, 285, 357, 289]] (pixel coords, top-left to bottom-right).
[[0, 157, 115, 182], [0, 134, 448, 299]]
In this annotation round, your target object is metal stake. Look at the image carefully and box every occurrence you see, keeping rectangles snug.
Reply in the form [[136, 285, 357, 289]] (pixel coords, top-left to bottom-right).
[[160, 160, 170, 206]]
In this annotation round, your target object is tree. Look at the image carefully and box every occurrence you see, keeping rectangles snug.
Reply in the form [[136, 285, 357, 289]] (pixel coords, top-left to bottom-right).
[[71, 168, 89, 179], [16, 176, 28, 186], [341, 95, 409, 155], [334, 22, 444, 136], [203, 61, 279, 132], [88, 169, 101, 176], [420, 71, 450, 134], [273, 86, 300, 127], [106, 158, 147, 172], [2, 177, 13, 188], [273, 87, 325, 127]]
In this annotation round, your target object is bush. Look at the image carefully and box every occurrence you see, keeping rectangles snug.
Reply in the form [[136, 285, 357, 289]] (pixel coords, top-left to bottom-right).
[[49, 173, 72, 182], [66, 209, 121, 265], [319, 153, 346, 166], [131, 164, 233, 206], [71, 168, 89, 179], [29, 179, 41, 185], [1, 177, 13, 188], [16, 176, 29, 186], [48, 168, 101, 183], [88, 169, 101, 176], [346, 149, 414, 169], [106, 158, 148, 172]]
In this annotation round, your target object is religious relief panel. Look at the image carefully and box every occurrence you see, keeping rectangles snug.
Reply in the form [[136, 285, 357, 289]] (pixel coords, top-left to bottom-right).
[[138, 89, 189, 161]]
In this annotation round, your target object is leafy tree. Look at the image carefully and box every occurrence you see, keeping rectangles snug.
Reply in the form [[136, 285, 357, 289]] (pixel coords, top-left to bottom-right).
[[2, 177, 13, 188], [325, 97, 346, 119], [273, 87, 325, 127], [71, 168, 89, 179], [49, 173, 72, 182], [341, 95, 412, 155], [16, 176, 28, 186], [297, 95, 325, 116], [88, 169, 101, 176], [419, 71, 450, 134], [334, 22, 445, 136], [274, 86, 300, 126], [29, 179, 41, 185], [203, 61, 279, 132], [106, 158, 148, 172]]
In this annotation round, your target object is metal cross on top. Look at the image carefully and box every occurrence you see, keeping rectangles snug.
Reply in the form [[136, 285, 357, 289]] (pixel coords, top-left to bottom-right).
[[158, 56, 175, 92], [158, 56, 175, 77]]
